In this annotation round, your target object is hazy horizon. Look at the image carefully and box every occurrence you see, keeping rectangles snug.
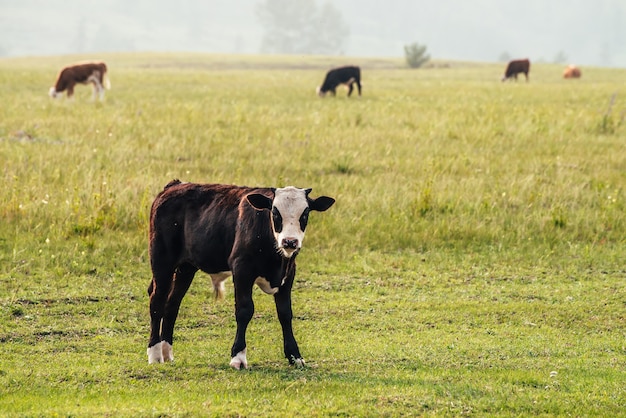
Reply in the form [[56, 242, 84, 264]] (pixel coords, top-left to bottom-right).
[[1, 0, 625, 68]]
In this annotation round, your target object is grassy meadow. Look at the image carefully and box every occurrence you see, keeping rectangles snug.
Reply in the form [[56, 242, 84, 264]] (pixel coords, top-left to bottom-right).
[[0, 53, 625, 416]]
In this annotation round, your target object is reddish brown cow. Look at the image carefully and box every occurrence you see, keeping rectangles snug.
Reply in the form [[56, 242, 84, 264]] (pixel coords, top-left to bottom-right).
[[49, 62, 110, 100], [563, 65, 581, 79], [502, 59, 530, 82]]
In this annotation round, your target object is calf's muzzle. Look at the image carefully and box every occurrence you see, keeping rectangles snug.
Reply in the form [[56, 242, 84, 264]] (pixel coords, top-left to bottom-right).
[[282, 238, 299, 250]]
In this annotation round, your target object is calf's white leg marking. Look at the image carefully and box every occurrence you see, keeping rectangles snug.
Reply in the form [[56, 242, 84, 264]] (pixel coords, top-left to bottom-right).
[[147, 341, 164, 364], [147, 341, 174, 363], [230, 348, 248, 370]]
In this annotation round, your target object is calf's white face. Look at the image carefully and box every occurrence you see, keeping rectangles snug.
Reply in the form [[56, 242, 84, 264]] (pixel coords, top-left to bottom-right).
[[271, 187, 310, 257], [246, 186, 335, 259]]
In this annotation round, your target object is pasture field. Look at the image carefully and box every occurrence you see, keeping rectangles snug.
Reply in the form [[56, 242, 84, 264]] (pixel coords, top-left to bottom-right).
[[0, 53, 625, 416]]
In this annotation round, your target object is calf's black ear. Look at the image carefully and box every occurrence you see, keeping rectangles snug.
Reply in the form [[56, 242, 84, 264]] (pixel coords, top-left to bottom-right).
[[246, 193, 273, 211], [309, 196, 335, 212]]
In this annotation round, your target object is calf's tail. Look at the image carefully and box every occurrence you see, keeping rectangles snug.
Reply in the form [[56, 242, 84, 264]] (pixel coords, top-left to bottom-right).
[[213, 280, 225, 300]]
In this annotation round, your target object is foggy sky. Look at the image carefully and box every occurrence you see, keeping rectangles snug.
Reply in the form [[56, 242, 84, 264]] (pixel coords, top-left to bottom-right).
[[1, 0, 625, 67]]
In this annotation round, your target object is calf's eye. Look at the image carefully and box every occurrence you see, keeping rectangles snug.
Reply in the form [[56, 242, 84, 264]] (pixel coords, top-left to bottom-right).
[[299, 208, 310, 231], [272, 207, 283, 232]]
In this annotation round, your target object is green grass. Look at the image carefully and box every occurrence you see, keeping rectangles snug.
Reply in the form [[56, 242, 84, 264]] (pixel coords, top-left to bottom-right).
[[0, 53, 625, 416]]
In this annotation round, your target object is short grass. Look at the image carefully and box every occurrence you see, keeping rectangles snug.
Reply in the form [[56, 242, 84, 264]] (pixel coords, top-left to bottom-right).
[[0, 53, 625, 416]]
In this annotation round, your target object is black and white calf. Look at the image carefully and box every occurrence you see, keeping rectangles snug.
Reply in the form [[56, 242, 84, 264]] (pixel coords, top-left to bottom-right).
[[317, 65, 362, 97], [147, 180, 335, 369]]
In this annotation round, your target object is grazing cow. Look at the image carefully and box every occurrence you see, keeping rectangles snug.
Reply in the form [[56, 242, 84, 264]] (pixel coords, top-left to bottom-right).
[[501, 59, 530, 82], [147, 180, 335, 369], [563, 65, 581, 79], [49, 62, 110, 100], [317, 65, 362, 97]]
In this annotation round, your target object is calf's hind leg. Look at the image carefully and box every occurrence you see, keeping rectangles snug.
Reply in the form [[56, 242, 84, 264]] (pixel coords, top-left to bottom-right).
[[87, 71, 104, 100], [147, 245, 179, 363], [159, 263, 198, 362], [147, 268, 173, 363]]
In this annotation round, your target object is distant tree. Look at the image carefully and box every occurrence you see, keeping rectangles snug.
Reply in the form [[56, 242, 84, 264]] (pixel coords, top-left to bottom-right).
[[256, 0, 316, 54], [404, 42, 430, 68], [306, 2, 349, 55], [553, 50, 568, 64], [498, 52, 511, 62], [256, 0, 349, 55]]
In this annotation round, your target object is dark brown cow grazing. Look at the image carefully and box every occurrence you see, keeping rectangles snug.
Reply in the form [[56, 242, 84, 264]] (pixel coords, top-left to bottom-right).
[[49, 62, 110, 100], [147, 180, 335, 369], [563, 65, 581, 79], [317, 65, 362, 97], [502, 59, 530, 82]]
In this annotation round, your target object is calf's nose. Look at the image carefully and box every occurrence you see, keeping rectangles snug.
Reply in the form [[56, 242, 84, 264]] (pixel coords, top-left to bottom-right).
[[282, 238, 299, 250]]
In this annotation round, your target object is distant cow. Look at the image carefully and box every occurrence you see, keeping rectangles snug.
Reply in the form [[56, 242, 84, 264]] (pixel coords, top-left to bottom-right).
[[317, 65, 362, 97], [563, 65, 581, 79], [147, 180, 335, 369], [501, 59, 530, 82], [49, 62, 110, 100]]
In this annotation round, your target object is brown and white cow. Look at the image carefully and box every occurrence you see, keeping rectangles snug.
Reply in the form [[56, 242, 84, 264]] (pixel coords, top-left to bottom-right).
[[49, 62, 110, 100], [563, 65, 581, 79], [501, 59, 530, 82], [147, 180, 335, 369], [317, 65, 362, 97]]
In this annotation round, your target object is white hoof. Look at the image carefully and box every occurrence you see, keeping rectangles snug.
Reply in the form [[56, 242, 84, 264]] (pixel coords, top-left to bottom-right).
[[229, 349, 248, 370], [293, 357, 306, 368], [147, 342, 164, 364]]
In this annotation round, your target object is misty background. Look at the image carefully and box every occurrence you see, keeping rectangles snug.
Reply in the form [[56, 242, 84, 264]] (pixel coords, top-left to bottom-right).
[[1, 0, 625, 68]]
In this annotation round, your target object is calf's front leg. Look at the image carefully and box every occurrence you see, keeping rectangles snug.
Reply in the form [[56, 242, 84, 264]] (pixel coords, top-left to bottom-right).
[[230, 280, 254, 370], [274, 286, 304, 367]]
